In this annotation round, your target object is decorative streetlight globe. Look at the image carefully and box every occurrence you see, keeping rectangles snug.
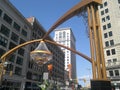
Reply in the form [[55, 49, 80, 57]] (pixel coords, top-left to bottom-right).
[[30, 41, 52, 65]]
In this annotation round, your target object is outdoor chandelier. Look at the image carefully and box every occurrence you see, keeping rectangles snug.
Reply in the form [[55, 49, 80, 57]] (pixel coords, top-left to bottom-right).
[[30, 40, 52, 65]]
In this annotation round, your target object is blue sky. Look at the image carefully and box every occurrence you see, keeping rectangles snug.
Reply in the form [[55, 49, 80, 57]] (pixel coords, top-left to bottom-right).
[[10, 0, 92, 86]]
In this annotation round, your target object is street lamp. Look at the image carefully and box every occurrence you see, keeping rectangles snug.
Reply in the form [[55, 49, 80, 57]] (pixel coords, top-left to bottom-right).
[[30, 40, 52, 65], [0, 60, 12, 88]]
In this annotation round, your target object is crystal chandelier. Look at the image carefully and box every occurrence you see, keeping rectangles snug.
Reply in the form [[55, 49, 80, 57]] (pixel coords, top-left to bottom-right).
[[30, 41, 52, 65]]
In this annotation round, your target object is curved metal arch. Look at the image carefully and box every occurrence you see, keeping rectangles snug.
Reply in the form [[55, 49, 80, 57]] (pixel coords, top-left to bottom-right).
[[42, 0, 107, 79], [0, 39, 42, 61], [44, 40, 91, 62], [0, 39, 91, 62], [1, 0, 107, 80], [43, 0, 102, 39]]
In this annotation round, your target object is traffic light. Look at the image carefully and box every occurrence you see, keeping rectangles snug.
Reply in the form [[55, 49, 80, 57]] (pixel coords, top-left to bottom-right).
[[48, 64, 53, 71]]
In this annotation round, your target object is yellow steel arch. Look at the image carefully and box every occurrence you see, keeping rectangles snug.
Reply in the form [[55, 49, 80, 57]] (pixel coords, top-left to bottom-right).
[[0, 39, 91, 62], [43, 0, 102, 39], [42, 0, 107, 80], [1, 0, 107, 80]]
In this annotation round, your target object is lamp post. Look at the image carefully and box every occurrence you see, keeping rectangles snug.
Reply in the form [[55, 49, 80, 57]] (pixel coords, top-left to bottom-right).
[[0, 60, 12, 89]]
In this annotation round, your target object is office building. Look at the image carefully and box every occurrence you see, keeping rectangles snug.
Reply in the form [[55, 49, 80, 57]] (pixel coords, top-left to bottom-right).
[[54, 27, 76, 80], [98, 0, 120, 89], [0, 0, 64, 90], [0, 0, 32, 89]]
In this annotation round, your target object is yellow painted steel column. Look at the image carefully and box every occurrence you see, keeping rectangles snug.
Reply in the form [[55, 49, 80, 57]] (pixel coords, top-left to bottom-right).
[[96, 9, 107, 79], [87, 6, 96, 79], [0, 65, 3, 86], [91, 5, 102, 79], [0, 57, 6, 86]]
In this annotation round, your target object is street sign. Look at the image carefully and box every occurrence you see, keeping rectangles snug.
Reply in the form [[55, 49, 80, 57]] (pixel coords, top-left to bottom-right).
[[43, 72, 48, 80]]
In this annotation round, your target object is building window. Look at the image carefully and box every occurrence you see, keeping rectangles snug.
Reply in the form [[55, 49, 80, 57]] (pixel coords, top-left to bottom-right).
[[16, 56, 23, 65], [102, 18, 105, 22], [55, 34, 58, 39], [115, 70, 119, 76], [106, 15, 110, 20], [27, 71, 32, 79], [0, 24, 10, 37], [59, 32, 62, 38], [104, 2, 108, 6], [108, 59, 111, 63], [118, 0, 120, 4], [111, 49, 116, 55], [21, 29, 27, 37], [11, 32, 19, 43], [0, 9, 3, 17], [9, 42, 17, 49], [107, 59, 111, 65], [103, 25, 106, 30], [18, 48, 25, 56], [38, 30, 42, 37], [100, 4, 103, 8], [110, 40, 114, 46], [63, 31, 66, 38], [109, 71, 114, 76], [105, 8, 109, 13], [109, 31, 113, 37], [0, 48, 5, 57], [107, 23, 111, 28], [3, 13, 12, 25], [19, 38, 25, 44], [105, 41, 109, 47], [113, 58, 117, 64], [106, 50, 110, 56], [104, 33, 108, 38], [32, 32, 36, 38], [0, 35, 8, 47], [8, 54, 15, 62], [101, 11, 104, 15], [13, 22, 20, 32], [24, 25, 28, 29], [6, 64, 13, 71], [15, 67, 22, 75]]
